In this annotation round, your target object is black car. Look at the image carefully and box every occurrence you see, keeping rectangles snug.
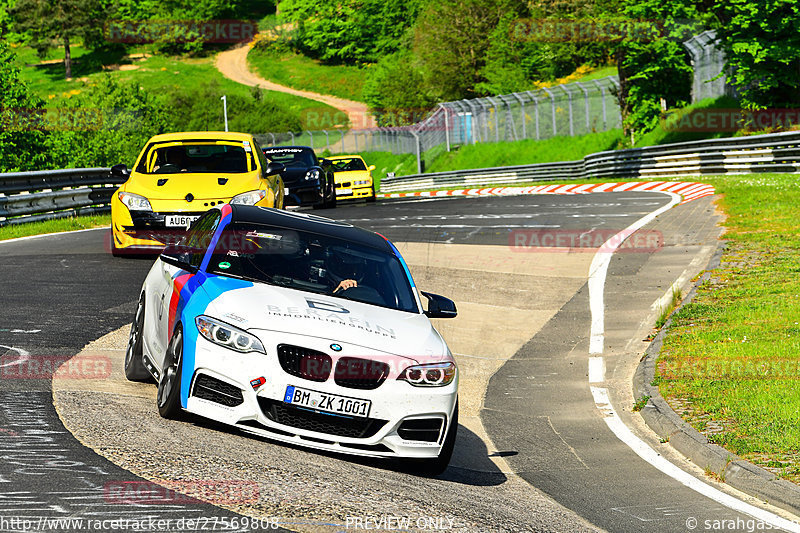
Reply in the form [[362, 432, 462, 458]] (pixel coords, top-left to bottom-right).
[[262, 146, 336, 209]]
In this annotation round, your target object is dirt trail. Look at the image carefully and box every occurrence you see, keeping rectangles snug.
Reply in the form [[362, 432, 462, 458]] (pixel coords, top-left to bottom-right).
[[215, 43, 375, 130]]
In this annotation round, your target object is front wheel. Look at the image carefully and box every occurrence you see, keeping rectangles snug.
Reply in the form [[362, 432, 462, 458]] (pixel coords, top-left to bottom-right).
[[366, 185, 376, 203], [124, 293, 151, 381], [157, 325, 184, 419]]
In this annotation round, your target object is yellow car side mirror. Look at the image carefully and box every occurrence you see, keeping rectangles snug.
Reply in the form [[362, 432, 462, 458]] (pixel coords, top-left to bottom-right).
[[368, 165, 376, 171]]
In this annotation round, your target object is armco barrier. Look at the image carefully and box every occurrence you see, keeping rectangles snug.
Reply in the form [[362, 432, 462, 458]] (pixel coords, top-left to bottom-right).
[[2, 128, 800, 225], [379, 129, 800, 192], [0, 168, 125, 226]]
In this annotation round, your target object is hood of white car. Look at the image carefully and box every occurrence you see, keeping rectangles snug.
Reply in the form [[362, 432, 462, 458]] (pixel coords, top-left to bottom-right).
[[201, 279, 448, 362]]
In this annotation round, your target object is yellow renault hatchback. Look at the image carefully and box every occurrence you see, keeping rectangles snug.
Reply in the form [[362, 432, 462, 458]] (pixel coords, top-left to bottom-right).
[[110, 131, 285, 255]]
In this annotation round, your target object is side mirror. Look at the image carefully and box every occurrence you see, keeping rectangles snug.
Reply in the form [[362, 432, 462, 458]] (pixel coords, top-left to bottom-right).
[[368, 164, 376, 171], [160, 243, 197, 272], [265, 162, 285, 175], [111, 163, 129, 178], [421, 291, 457, 319]]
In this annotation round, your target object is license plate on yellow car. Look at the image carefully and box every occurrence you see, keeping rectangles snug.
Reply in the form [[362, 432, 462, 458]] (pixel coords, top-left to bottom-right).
[[165, 215, 200, 228]]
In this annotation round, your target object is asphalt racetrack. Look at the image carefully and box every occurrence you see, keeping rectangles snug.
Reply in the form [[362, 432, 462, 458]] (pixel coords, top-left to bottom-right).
[[1, 193, 793, 532]]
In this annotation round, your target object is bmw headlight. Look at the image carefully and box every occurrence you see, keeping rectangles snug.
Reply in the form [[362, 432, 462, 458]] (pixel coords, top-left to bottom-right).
[[398, 362, 456, 387], [230, 189, 267, 205], [118, 191, 152, 211], [195, 316, 265, 354], [305, 168, 320, 181]]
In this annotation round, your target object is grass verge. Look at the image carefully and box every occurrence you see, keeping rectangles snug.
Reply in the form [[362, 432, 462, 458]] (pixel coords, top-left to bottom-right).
[[247, 48, 366, 103], [0, 214, 110, 241], [656, 173, 800, 483], [13, 45, 340, 131]]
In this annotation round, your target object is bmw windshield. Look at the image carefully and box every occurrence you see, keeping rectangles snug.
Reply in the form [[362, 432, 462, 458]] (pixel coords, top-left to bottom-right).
[[206, 223, 419, 313]]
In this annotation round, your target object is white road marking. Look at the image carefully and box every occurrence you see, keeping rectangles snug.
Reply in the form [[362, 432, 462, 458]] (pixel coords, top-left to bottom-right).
[[587, 192, 681, 354], [588, 357, 605, 383], [590, 387, 800, 531], [0, 346, 30, 369], [586, 194, 800, 530], [0, 227, 105, 245]]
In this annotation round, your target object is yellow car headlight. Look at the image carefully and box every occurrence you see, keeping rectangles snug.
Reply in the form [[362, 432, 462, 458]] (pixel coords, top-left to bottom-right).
[[118, 191, 153, 211]]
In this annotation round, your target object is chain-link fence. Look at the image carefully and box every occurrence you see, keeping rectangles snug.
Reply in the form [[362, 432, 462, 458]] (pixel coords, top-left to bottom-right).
[[683, 30, 734, 103], [254, 75, 622, 170]]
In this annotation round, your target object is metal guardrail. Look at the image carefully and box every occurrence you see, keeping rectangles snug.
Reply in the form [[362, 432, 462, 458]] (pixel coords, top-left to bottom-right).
[[2, 129, 800, 225], [0, 168, 124, 227], [380, 130, 800, 192]]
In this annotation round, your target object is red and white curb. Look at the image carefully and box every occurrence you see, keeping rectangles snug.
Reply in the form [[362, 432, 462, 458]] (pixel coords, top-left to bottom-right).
[[378, 181, 716, 204]]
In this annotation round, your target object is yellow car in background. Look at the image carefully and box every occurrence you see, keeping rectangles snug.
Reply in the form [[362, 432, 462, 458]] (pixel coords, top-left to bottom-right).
[[327, 155, 376, 202], [110, 131, 285, 256]]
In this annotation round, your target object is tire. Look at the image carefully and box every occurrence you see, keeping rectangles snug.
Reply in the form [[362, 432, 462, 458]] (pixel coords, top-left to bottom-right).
[[407, 400, 458, 476], [327, 184, 337, 208], [366, 185, 376, 203], [124, 293, 151, 381], [157, 325, 184, 419]]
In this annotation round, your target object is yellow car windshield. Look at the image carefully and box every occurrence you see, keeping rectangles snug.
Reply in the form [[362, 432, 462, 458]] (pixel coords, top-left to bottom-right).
[[330, 158, 367, 172], [136, 141, 256, 174]]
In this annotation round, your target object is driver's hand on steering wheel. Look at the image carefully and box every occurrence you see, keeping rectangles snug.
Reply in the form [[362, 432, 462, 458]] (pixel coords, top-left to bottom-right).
[[334, 279, 357, 293]]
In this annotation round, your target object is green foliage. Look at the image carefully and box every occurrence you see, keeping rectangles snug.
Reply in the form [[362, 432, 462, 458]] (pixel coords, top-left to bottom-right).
[[711, 0, 800, 111], [46, 75, 172, 168], [162, 79, 302, 134], [0, 40, 51, 172], [279, 0, 421, 64], [11, 0, 106, 78], [413, 0, 508, 101], [614, 0, 702, 139], [362, 52, 436, 126]]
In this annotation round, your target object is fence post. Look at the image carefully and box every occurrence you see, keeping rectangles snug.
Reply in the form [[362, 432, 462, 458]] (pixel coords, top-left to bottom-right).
[[560, 85, 574, 137], [324, 130, 330, 152], [442, 105, 451, 152], [411, 131, 422, 173], [513, 93, 526, 139], [290, 131, 295, 144], [575, 82, 590, 133], [542, 88, 556, 137], [593, 80, 607, 130], [269, 133, 275, 145], [526, 91, 541, 140], [487, 97, 501, 142], [307, 130, 313, 148], [340, 130, 345, 152]]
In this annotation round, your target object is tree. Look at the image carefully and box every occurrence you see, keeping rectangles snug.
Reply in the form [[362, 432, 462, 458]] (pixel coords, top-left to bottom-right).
[[711, 0, 800, 110], [279, 0, 421, 64], [362, 52, 436, 126], [0, 40, 51, 172], [11, 0, 105, 79], [413, 0, 509, 101]]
